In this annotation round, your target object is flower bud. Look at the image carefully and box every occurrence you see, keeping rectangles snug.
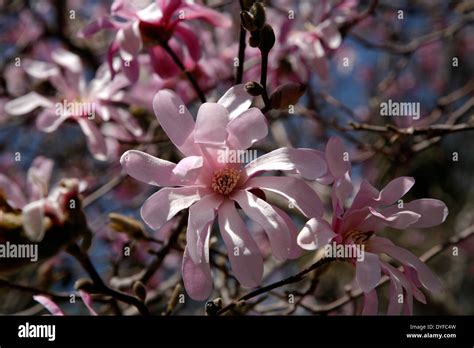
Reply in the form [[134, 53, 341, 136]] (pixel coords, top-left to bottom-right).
[[258, 24, 275, 53], [248, 31, 261, 47], [242, 0, 255, 10], [74, 278, 98, 293], [240, 11, 257, 32], [270, 83, 307, 110], [251, 2, 266, 29], [109, 213, 148, 241], [133, 281, 147, 302], [245, 81, 264, 96]]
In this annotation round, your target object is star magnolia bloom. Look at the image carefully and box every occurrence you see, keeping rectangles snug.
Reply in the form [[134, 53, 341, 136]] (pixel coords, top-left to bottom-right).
[[79, 0, 231, 82], [4, 49, 142, 161], [0, 156, 81, 242], [120, 85, 327, 300], [298, 137, 448, 314]]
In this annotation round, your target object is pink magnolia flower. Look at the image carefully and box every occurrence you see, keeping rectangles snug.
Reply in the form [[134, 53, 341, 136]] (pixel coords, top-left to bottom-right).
[[4, 49, 143, 161], [284, 0, 358, 80], [298, 137, 448, 314], [0, 156, 82, 242], [79, 0, 231, 82], [120, 85, 327, 300]]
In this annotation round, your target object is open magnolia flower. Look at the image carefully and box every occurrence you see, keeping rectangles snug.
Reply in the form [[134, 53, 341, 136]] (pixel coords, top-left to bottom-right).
[[80, 0, 231, 82], [4, 49, 143, 161], [120, 85, 327, 300], [0, 156, 82, 242], [298, 137, 448, 314]]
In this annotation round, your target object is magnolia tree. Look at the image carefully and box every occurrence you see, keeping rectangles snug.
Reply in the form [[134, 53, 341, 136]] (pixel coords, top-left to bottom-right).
[[0, 0, 473, 316]]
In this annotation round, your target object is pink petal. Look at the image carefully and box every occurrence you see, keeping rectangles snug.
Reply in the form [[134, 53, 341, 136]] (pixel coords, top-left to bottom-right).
[[184, 3, 232, 27], [116, 22, 142, 62], [231, 190, 290, 261], [78, 16, 117, 38], [297, 217, 336, 250], [51, 48, 83, 74], [33, 295, 65, 316], [217, 84, 252, 120], [36, 108, 70, 133], [23, 59, 59, 79], [22, 200, 45, 242], [182, 246, 213, 301], [172, 156, 203, 181], [361, 289, 378, 315], [325, 137, 350, 178], [76, 118, 108, 161], [398, 199, 448, 228], [355, 251, 381, 293], [272, 206, 303, 259], [186, 194, 222, 263], [175, 24, 201, 62], [152, 89, 197, 156], [27, 156, 54, 201], [226, 108, 268, 150], [149, 43, 182, 79], [370, 241, 443, 293], [245, 147, 327, 180], [4, 92, 53, 116], [319, 20, 342, 50], [122, 57, 140, 83], [120, 150, 182, 186], [378, 177, 415, 205], [218, 200, 264, 287], [358, 207, 421, 231], [194, 102, 229, 145], [0, 174, 27, 209], [79, 290, 98, 315], [141, 186, 210, 230], [244, 176, 324, 218]]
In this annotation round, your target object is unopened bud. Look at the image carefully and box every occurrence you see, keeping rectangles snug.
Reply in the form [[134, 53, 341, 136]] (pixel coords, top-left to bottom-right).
[[205, 298, 223, 316], [251, 2, 266, 29], [133, 281, 147, 302], [240, 11, 257, 32], [74, 278, 97, 293], [258, 24, 275, 53], [245, 81, 264, 96], [242, 0, 255, 10], [249, 31, 261, 47], [109, 213, 148, 241], [270, 83, 307, 110]]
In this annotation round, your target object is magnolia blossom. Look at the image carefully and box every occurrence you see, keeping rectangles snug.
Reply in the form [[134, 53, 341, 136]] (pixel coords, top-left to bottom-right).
[[0, 156, 82, 242], [284, 0, 358, 79], [120, 85, 327, 300], [298, 137, 448, 314], [79, 0, 231, 82], [4, 49, 142, 161]]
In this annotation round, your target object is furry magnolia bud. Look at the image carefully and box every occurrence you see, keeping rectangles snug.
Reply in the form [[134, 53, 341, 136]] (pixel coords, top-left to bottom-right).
[[133, 281, 147, 302], [270, 83, 307, 110], [258, 24, 275, 53], [109, 213, 148, 241], [245, 81, 264, 96], [240, 11, 257, 32], [251, 2, 266, 29]]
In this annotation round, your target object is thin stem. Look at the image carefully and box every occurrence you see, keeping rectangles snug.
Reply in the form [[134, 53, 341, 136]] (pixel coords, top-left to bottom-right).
[[161, 41, 206, 103], [67, 244, 150, 316], [235, 0, 246, 84], [217, 257, 335, 315], [260, 51, 271, 112]]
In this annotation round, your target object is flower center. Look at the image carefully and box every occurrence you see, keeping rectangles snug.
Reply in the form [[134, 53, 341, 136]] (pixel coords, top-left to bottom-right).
[[211, 168, 240, 195], [344, 229, 374, 245]]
